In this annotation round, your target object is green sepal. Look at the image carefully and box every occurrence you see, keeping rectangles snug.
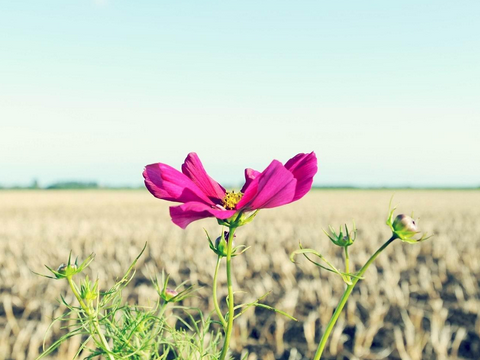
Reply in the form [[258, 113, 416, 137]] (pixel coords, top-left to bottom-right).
[[397, 232, 432, 244], [216, 210, 260, 228], [239, 210, 259, 226]]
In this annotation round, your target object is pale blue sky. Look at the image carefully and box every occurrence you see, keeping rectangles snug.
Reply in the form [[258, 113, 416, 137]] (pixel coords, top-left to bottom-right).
[[1, 1, 479, 187]]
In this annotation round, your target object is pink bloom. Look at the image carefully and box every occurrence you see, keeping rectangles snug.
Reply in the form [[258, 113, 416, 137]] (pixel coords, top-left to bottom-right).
[[143, 152, 317, 229]]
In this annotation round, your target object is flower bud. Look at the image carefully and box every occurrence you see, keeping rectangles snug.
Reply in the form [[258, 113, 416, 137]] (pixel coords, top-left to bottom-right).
[[57, 264, 67, 273], [392, 214, 417, 233], [209, 231, 236, 257], [324, 223, 356, 248], [216, 232, 235, 255], [157, 276, 196, 303], [215, 236, 228, 256], [55, 263, 78, 278], [162, 288, 179, 302], [36, 253, 95, 280], [80, 277, 98, 302], [386, 205, 430, 243]]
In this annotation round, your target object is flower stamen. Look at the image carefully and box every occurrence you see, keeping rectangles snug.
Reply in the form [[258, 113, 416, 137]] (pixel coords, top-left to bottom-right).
[[222, 191, 243, 210]]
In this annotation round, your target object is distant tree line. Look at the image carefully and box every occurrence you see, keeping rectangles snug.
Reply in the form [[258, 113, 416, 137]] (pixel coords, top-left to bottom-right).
[[45, 181, 100, 189], [0, 180, 100, 190]]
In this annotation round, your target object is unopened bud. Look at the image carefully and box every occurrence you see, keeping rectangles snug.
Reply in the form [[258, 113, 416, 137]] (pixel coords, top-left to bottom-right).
[[386, 204, 431, 243], [162, 288, 179, 302], [392, 214, 417, 233], [214, 232, 235, 257], [57, 263, 77, 274], [40, 253, 94, 280], [324, 223, 356, 248], [80, 277, 98, 302], [57, 264, 67, 273]]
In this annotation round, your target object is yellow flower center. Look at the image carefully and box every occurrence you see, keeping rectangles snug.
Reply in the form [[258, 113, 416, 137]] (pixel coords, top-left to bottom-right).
[[222, 191, 243, 210]]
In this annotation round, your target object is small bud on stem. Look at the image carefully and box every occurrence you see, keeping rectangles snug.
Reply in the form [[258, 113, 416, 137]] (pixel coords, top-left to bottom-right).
[[392, 214, 417, 233], [387, 202, 431, 243]]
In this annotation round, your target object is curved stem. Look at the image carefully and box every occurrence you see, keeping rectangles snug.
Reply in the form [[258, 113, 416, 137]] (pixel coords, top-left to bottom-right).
[[219, 227, 237, 360], [213, 255, 227, 328], [313, 236, 396, 360], [66, 276, 115, 360], [318, 253, 343, 276]]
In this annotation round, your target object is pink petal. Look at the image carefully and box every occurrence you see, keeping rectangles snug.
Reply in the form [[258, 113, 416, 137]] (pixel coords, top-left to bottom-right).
[[240, 168, 261, 193], [181, 153, 226, 202], [237, 160, 297, 210], [143, 163, 214, 205], [169, 202, 237, 229], [284, 152, 318, 201]]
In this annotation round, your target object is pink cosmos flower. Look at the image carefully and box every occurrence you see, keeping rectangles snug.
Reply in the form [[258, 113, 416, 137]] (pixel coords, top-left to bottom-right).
[[143, 152, 317, 229]]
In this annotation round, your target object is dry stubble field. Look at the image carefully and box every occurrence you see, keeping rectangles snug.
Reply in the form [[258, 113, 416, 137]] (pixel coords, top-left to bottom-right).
[[0, 189, 479, 360]]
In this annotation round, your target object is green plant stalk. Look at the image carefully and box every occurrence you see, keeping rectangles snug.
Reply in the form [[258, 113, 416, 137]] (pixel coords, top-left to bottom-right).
[[218, 227, 237, 360], [144, 300, 168, 359], [213, 255, 227, 328], [66, 276, 115, 360], [344, 247, 351, 284], [313, 236, 397, 360]]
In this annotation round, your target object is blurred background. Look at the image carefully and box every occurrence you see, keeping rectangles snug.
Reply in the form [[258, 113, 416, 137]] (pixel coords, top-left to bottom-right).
[[0, 1, 479, 359]]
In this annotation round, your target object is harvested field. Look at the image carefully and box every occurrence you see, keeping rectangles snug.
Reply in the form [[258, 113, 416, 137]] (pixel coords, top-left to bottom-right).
[[0, 189, 479, 359]]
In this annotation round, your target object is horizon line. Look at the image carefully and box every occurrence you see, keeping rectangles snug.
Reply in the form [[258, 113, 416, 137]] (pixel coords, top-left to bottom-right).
[[1, 182, 478, 191]]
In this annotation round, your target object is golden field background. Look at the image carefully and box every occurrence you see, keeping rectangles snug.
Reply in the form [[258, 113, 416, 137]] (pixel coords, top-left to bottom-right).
[[0, 189, 479, 360]]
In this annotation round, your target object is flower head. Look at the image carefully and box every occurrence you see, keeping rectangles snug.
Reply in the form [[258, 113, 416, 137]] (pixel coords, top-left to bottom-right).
[[143, 152, 317, 228]]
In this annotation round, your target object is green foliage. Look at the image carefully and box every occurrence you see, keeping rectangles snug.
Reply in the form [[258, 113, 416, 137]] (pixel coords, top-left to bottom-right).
[[37, 244, 224, 359]]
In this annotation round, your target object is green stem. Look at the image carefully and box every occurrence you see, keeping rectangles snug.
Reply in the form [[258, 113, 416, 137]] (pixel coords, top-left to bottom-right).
[[344, 247, 351, 283], [66, 276, 87, 311], [219, 227, 237, 360], [66, 276, 115, 360], [156, 300, 167, 319], [318, 254, 343, 276], [213, 255, 227, 328], [148, 300, 168, 358], [313, 236, 396, 360]]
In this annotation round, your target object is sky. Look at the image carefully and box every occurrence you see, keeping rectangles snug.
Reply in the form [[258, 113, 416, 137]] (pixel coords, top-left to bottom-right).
[[1, 1, 479, 188]]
